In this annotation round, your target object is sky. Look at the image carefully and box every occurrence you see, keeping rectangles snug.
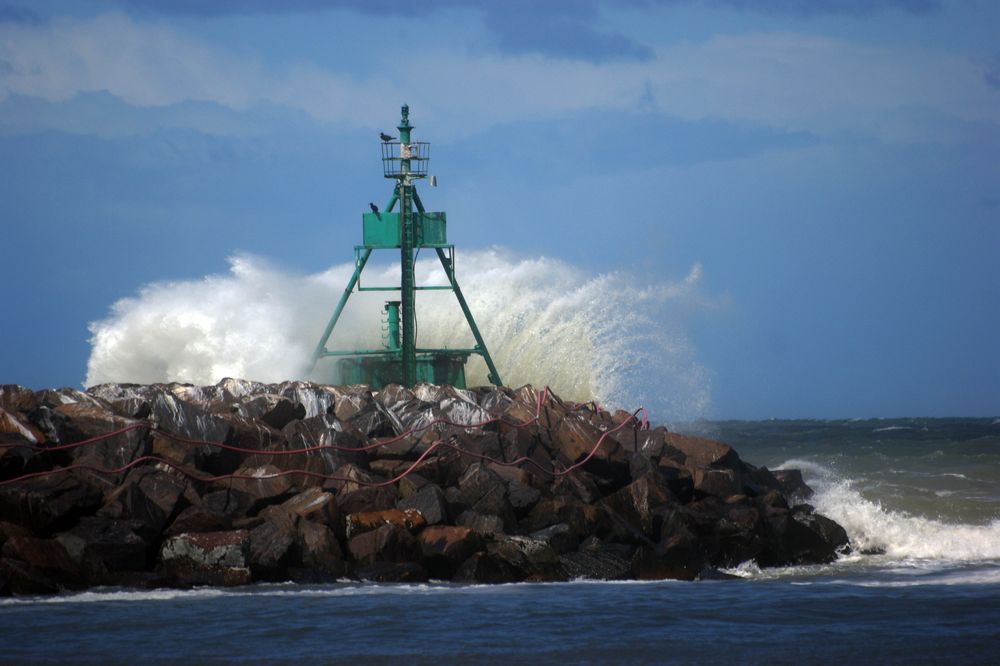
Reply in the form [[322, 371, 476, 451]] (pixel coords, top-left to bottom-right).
[[1, 0, 998, 419]]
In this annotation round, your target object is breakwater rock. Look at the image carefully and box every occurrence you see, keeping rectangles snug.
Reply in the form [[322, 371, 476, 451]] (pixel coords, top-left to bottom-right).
[[0, 380, 848, 594]]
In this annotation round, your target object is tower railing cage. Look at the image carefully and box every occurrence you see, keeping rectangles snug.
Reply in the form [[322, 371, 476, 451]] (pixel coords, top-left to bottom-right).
[[381, 141, 430, 178]]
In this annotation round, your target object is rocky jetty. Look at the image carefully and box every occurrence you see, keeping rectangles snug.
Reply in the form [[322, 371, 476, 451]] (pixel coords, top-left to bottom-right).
[[0, 380, 848, 595]]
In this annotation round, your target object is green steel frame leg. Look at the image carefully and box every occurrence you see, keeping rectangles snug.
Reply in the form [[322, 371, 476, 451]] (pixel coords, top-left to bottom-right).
[[399, 109, 417, 387], [411, 187, 425, 214], [400, 183, 416, 386], [385, 184, 399, 213], [310, 247, 372, 369], [435, 247, 503, 386]]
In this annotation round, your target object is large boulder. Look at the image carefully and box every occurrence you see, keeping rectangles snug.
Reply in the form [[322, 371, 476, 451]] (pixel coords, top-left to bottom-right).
[[397, 484, 449, 526], [293, 521, 344, 580], [158, 530, 251, 587], [1, 535, 82, 593], [344, 508, 425, 540], [61, 516, 149, 576], [602, 472, 676, 538], [347, 523, 420, 567], [99, 467, 194, 538], [0, 474, 103, 534], [457, 463, 517, 532], [418, 525, 482, 578], [489, 535, 565, 581], [49, 403, 150, 482]]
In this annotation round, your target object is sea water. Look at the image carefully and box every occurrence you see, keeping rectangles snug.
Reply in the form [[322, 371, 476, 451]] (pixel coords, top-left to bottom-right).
[[3, 418, 999, 664]]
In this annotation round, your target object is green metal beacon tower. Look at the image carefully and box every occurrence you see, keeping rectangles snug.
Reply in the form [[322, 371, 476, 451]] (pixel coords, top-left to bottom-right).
[[310, 105, 503, 390]]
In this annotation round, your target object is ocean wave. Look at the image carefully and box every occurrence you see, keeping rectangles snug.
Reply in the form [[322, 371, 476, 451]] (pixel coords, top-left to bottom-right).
[[779, 459, 1000, 561]]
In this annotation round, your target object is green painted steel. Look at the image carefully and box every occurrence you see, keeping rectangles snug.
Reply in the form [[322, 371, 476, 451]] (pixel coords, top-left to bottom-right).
[[310, 247, 372, 367], [310, 104, 503, 390], [385, 301, 400, 351], [362, 212, 448, 248], [435, 247, 504, 386], [399, 168, 416, 386], [333, 352, 469, 389]]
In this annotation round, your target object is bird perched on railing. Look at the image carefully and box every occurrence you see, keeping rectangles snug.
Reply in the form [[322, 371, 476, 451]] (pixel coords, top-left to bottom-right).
[[369, 203, 379, 213], [380, 132, 396, 142]]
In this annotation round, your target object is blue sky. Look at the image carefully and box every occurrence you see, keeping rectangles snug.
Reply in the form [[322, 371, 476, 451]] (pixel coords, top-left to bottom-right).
[[1, 0, 998, 418]]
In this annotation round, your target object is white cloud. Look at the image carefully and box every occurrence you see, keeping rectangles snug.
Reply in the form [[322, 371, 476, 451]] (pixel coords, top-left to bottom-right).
[[645, 32, 1000, 141], [1, 12, 996, 143], [0, 13, 260, 107]]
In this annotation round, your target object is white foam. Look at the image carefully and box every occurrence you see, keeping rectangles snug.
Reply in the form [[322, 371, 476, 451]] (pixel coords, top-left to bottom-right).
[[86, 249, 713, 421], [0, 587, 228, 605], [779, 459, 1000, 561]]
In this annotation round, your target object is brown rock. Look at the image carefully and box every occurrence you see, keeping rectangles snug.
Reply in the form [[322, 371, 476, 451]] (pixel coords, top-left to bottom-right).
[[397, 472, 432, 499], [559, 541, 634, 581], [455, 510, 506, 538], [665, 432, 741, 469], [345, 508, 425, 540], [397, 485, 449, 526], [0, 474, 103, 533], [336, 487, 397, 515], [295, 521, 344, 577], [0, 407, 44, 444], [347, 524, 420, 566], [603, 472, 676, 538], [2, 535, 80, 582], [280, 487, 340, 528], [248, 517, 296, 578], [773, 469, 814, 500], [530, 523, 579, 555], [522, 496, 600, 538], [553, 417, 603, 463], [631, 528, 703, 581], [64, 516, 149, 573], [0, 521, 32, 547], [692, 468, 742, 499], [99, 466, 193, 537], [418, 525, 482, 578], [51, 403, 150, 480], [217, 464, 295, 504], [326, 463, 380, 495], [165, 505, 231, 536], [488, 535, 564, 581], [0, 385, 39, 414], [458, 463, 516, 531], [241, 394, 306, 430], [453, 551, 519, 584]]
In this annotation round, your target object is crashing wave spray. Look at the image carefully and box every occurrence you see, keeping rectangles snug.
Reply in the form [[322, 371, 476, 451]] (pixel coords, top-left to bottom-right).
[[86, 249, 712, 421], [785, 460, 1000, 561]]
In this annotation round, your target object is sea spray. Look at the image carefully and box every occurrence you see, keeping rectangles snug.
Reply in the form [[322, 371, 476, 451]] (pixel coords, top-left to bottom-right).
[[86, 249, 712, 421], [785, 459, 1000, 561]]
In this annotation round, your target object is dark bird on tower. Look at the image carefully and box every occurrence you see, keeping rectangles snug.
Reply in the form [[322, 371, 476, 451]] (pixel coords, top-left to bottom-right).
[[380, 132, 396, 142], [369, 203, 379, 213]]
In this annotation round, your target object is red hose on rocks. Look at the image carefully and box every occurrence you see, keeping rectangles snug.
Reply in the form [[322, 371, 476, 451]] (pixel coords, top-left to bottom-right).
[[0, 387, 647, 487]]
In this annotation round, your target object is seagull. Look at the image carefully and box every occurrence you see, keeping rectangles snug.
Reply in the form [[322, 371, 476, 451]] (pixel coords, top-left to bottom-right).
[[380, 132, 396, 142], [369, 203, 379, 213]]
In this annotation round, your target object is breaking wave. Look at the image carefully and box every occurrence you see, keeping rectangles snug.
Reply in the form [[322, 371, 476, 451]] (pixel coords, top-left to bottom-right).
[[86, 249, 712, 421], [784, 460, 1000, 562]]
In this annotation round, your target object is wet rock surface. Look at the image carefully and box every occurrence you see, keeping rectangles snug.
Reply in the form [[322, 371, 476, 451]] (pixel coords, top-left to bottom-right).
[[0, 380, 849, 594]]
